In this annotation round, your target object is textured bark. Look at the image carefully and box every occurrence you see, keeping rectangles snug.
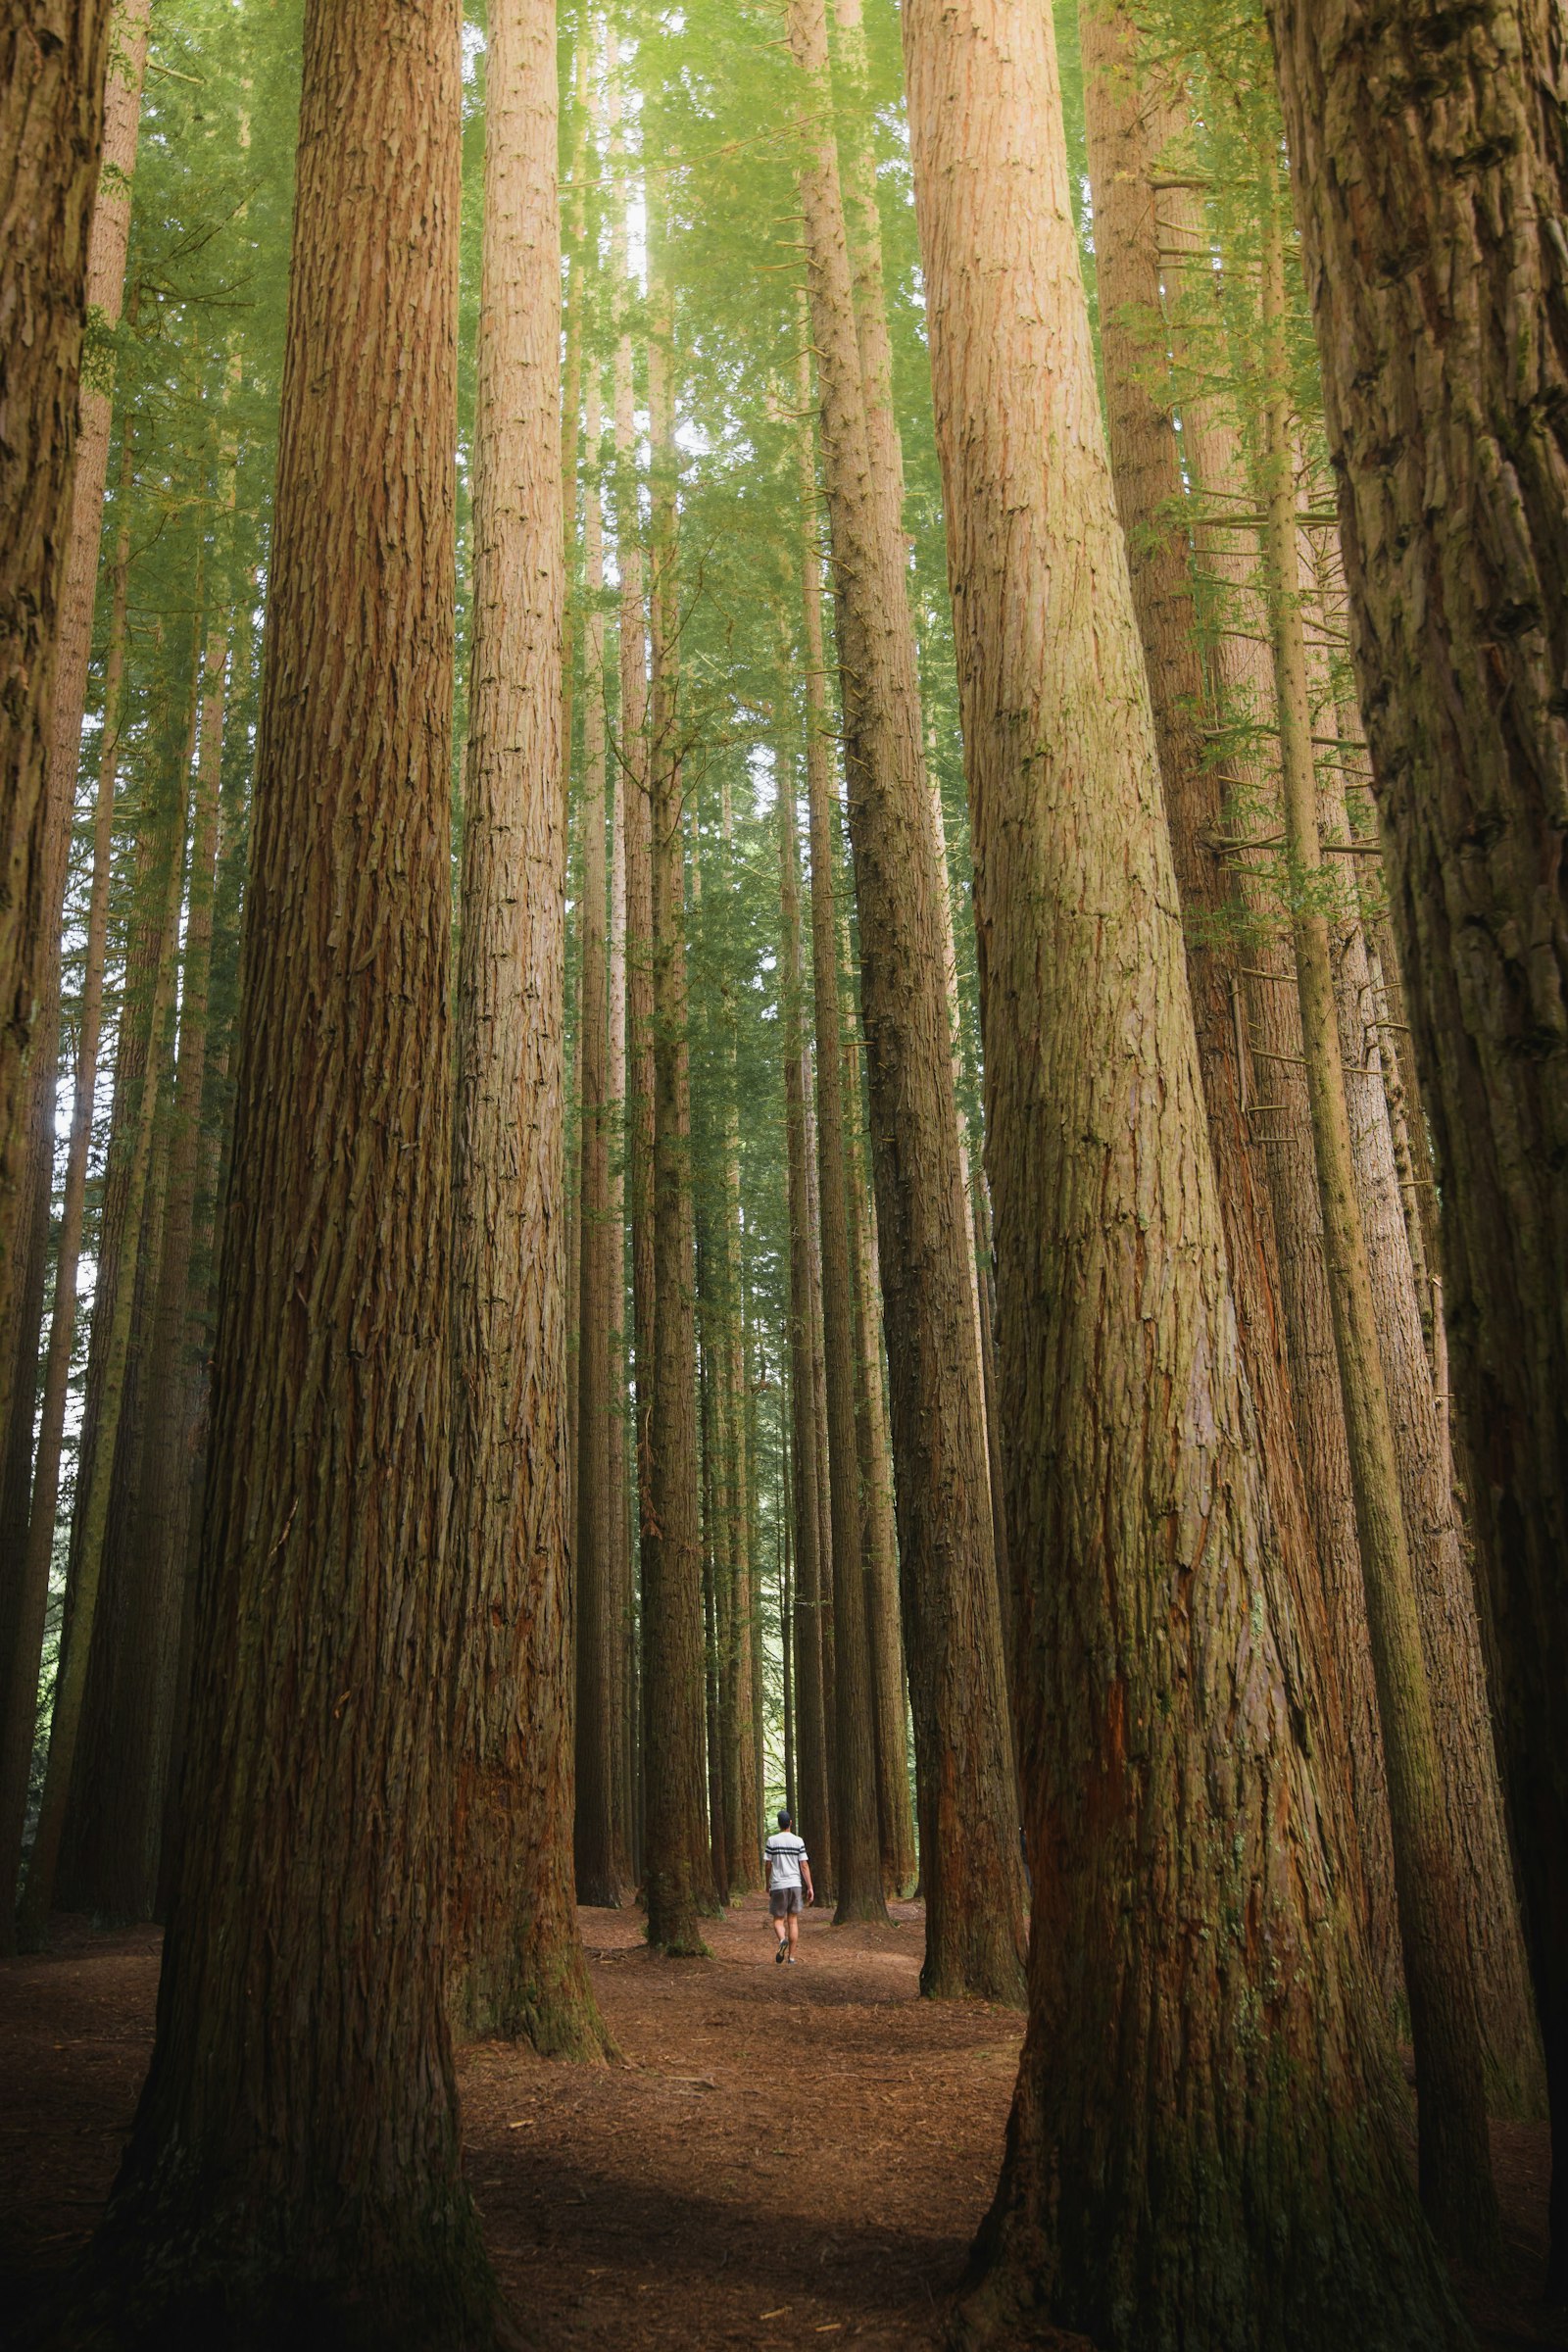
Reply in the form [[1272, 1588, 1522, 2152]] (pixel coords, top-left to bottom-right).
[[0, 498, 127, 1943], [1258, 190, 1500, 2268], [778, 759, 833, 1903], [642, 227, 712, 1955], [574, 361, 623, 1914], [787, 0, 1025, 2006], [1264, 2, 1568, 2281], [82, 3, 506, 2336], [1079, 0, 1371, 1940], [903, 4, 1466, 2342], [1304, 536, 1543, 2122], [1175, 327, 1404, 2003], [448, 0, 605, 2060], [0, 0, 113, 1388]]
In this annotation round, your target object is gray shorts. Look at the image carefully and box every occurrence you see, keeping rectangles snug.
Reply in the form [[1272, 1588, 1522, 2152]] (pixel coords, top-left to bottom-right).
[[769, 1886, 805, 1918]]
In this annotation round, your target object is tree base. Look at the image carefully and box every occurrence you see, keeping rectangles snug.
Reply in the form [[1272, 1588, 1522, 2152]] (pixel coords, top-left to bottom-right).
[[35, 2178, 520, 2352], [449, 1920, 614, 2063], [835, 1892, 892, 1929]]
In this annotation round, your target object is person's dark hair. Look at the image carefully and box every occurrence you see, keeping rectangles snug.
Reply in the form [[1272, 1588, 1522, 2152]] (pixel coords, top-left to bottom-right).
[[778, 1808, 792, 1831]]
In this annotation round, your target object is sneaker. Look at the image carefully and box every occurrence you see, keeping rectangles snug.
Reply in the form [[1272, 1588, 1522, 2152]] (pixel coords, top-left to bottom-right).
[[786, 1952, 796, 1964], [774, 1942, 787, 1963]]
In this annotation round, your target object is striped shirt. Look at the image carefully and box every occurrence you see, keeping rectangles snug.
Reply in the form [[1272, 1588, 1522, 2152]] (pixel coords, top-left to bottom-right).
[[764, 1831, 808, 1889]]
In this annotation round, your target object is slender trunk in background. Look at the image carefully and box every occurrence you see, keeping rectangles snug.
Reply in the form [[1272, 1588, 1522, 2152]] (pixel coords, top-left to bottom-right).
[[108, 623, 226, 1924], [1257, 187, 1499, 2270], [804, 1070, 837, 1821], [627, 298, 660, 1913], [846, 1043, 914, 1897], [16, 679, 193, 1951], [642, 209, 712, 1954], [787, 0, 1024, 2004], [1265, 7, 1568, 2278], [157, 577, 259, 1916], [830, 847, 915, 1897], [778, 759, 834, 1903], [717, 777, 760, 1891], [0, 497, 129, 1943], [448, 0, 605, 2059], [611, 729, 636, 1883], [902, 4, 1464, 2342], [573, 364, 624, 1913], [559, 31, 589, 833], [0, 1, 114, 1382], [86, 5, 508, 2334], [780, 1503, 796, 1818], [1078, 0, 1370, 1933], [608, 31, 643, 1895], [49, 618, 201, 1926], [791, 457, 885, 1921], [698, 1311, 723, 1892], [0, 0, 155, 1545]]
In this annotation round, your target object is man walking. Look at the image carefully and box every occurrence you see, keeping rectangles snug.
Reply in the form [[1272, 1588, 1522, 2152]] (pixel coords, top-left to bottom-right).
[[764, 1808, 813, 1963]]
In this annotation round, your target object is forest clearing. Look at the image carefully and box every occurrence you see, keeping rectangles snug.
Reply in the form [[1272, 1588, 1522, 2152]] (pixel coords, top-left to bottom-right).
[[3, 0, 1568, 2345]]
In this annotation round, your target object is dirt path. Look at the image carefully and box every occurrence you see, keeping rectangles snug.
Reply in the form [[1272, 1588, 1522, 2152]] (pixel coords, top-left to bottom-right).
[[2, 1894, 1562, 2347]]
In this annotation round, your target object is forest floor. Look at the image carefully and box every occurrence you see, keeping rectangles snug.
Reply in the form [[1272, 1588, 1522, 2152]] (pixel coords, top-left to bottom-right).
[[1, 1892, 1563, 2349]]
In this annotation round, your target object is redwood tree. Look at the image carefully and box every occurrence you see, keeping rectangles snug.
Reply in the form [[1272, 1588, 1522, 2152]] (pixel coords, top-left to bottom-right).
[[1264, 0, 1568, 2284], [903, 2, 1465, 2341], [787, 0, 1025, 2004], [82, 2, 505, 2337], [448, 0, 607, 2057]]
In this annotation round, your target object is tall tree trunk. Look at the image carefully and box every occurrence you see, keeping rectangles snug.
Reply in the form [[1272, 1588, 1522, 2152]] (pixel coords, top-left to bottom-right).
[[786, 0, 1025, 2006], [717, 780, 760, 1893], [0, 494, 128, 1941], [642, 210, 712, 1954], [831, 844, 916, 1898], [85, 4, 507, 2335], [16, 658, 194, 1949], [55, 588, 205, 1917], [627, 307, 660, 1920], [107, 622, 226, 1924], [1078, 0, 1371, 1937], [847, 1045, 914, 1898], [1257, 183, 1499, 2267], [573, 360, 624, 1913], [902, 4, 1466, 2342], [607, 29, 643, 1899], [1303, 525, 1543, 2122], [778, 755, 834, 1902], [1264, 3, 1568, 2283], [0, 0, 114, 1383], [1173, 270, 1404, 2003], [793, 439, 885, 1923], [448, 0, 605, 2060]]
